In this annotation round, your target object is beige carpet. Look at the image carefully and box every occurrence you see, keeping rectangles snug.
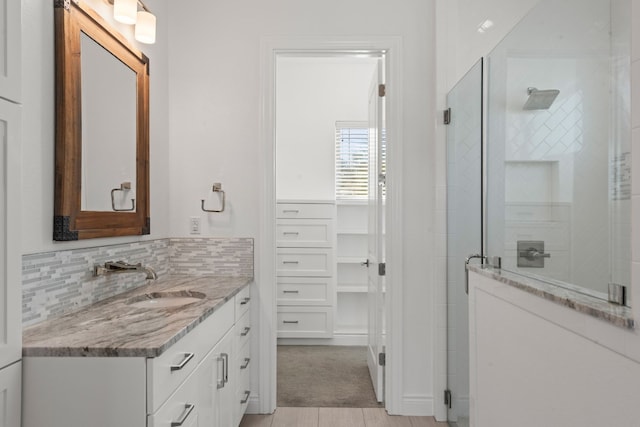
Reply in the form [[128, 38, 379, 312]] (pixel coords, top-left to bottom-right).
[[277, 345, 382, 408]]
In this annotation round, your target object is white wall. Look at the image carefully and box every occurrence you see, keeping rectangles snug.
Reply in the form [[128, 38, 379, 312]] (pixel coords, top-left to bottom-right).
[[21, 0, 171, 255], [275, 56, 376, 201], [168, 0, 435, 415]]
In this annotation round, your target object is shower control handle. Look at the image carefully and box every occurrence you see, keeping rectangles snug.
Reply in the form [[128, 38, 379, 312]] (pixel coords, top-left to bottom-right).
[[519, 249, 551, 259]]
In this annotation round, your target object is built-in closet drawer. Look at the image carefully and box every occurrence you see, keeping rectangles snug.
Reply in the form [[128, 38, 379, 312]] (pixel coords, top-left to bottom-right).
[[277, 248, 333, 277], [277, 203, 334, 219], [277, 277, 333, 306], [277, 307, 333, 338], [276, 219, 334, 248], [146, 300, 234, 413]]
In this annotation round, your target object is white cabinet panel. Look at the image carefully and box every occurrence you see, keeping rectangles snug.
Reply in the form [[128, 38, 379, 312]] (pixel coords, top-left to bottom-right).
[[276, 248, 333, 277], [0, 100, 21, 369], [0, 0, 21, 102], [276, 219, 334, 247], [0, 361, 20, 427], [235, 286, 251, 321], [276, 203, 334, 219], [277, 277, 333, 306], [277, 307, 333, 338]]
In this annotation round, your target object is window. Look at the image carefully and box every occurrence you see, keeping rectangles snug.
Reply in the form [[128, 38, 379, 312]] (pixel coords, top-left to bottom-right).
[[335, 122, 369, 200]]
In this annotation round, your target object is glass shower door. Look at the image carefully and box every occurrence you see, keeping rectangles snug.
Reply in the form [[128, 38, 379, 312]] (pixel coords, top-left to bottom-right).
[[446, 59, 483, 427]]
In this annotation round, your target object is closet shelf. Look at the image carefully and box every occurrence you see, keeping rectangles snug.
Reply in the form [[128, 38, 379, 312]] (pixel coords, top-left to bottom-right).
[[337, 228, 368, 235], [337, 285, 368, 293], [337, 256, 367, 264]]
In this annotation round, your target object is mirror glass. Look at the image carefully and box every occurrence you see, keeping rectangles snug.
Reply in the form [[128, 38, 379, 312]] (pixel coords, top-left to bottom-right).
[[486, 0, 631, 300], [80, 32, 137, 212]]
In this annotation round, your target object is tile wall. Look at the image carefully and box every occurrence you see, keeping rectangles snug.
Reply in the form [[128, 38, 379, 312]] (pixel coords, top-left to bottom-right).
[[22, 237, 254, 327]]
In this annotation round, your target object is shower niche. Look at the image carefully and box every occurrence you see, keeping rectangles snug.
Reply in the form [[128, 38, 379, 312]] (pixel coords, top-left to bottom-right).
[[485, 0, 631, 302]]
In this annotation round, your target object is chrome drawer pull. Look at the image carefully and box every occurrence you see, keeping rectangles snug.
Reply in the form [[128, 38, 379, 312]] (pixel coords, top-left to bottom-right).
[[282, 260, 299, 264], [283, 320, 299, 324], [240, 390, 251, 404], [171, 403, 195, 427], [241, 357, 251, 369], [283, 290, 299, 294], [240, 297, 251, 305], [222, 353, 229, 384], [282, 209, 299, 213], [241, 326, 251, 336], [283, 231, 300, 235], [170, 352, 195, 372]]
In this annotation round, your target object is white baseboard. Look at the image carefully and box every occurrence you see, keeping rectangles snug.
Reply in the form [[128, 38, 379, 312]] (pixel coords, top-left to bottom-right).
[[246, 394, 267, 415], [277, 334, 368, 346], [396, 394, 433, 416]]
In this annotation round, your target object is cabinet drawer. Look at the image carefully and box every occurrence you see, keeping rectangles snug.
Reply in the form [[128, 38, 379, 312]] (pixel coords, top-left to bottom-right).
[[277, 203, 334, 219], [276, 219, 334, 247], [235, 285, 251, 321], [147, 300, 234, 413], [277, 248, 333, 277], [235, 310, 251, 351], [277, 277, 333, 306], [277, 307, 333, 338], [235, 360, 251, 424]]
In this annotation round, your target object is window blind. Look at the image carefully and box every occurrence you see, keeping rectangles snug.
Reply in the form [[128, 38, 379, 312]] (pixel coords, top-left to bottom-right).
[[335, 122, 369, 200]]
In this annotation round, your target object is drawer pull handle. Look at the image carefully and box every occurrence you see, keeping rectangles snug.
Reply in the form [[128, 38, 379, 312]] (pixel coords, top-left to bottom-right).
[[241, 326, 251, 336], [282, 209, 300, 213], [171, 403, 195, 427], [240, 297, 251, 305], [170, 352, 195, 372], [283, 290, 299, 294], [282, 260, 299, 264], [241, 357, 251, 369], [283, 320, 299, 324], [216, 353, 229, 389], [283, 231, 300, 235], [241, 390, 251, 404]]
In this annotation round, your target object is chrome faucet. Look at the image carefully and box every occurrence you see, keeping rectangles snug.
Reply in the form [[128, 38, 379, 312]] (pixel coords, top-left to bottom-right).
[[93, 261, 158, 280]]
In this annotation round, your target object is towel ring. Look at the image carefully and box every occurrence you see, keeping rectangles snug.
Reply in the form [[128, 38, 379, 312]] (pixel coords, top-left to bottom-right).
[[111, 182, 135, 212], [201, 182, 225, 213]]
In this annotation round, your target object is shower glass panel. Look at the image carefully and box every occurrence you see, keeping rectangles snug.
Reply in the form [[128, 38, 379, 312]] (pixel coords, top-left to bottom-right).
[[446, 59, 483, 427], [486, 0, 631, 301]]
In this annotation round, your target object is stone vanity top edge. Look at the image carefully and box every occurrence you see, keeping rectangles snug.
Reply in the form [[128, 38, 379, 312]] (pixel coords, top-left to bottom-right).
[[468, 266, 634, 329], [22, 275, 253, 358]]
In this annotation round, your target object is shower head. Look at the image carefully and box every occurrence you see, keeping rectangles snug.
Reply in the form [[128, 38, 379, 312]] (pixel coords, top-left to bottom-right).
[[523, 87, 560, 110]]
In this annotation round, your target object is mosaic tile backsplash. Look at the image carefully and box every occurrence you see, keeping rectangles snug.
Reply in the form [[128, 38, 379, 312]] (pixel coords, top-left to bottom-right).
[[22, 238, 254, 327]]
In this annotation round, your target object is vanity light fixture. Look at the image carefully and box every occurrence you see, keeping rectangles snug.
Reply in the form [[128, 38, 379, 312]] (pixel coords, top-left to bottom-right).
[[110, 0, 156, 44]]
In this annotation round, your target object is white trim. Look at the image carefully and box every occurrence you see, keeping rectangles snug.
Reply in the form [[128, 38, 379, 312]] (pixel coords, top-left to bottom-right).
[[259, 35, 404, 415], [398, 394, 434, 416], [278, 334, 368, 347]]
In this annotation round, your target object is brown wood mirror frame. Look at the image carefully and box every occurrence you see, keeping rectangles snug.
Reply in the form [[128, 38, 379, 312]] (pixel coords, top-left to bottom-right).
[[53, 0, 150, 241]]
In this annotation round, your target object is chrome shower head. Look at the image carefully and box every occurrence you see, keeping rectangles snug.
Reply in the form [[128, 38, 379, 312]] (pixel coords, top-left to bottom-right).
[[523, 87, 560, 110]]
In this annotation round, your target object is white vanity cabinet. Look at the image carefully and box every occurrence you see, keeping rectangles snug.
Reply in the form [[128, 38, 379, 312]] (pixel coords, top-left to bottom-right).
[[23, 286, 251, 427], [276, 201, 335, 338]]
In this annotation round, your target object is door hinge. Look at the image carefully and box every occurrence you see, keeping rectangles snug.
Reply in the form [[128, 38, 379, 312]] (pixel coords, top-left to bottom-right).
[[444, 389, 452, 409], [378, 84, 386, 97], [444, 108, 452, 125], [378, 262, 386, 276], [378, 352, 386, 366]]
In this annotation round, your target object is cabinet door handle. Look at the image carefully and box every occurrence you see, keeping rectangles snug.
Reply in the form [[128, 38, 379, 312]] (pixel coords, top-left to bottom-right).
[[170, 352, 195, 372], [171, 403, 195, 427], [240, 390, 251, 404], [282, 209, 299, 213], [216, 354, 225, 389], [282, 290, 299, 294], [283, 231, 300, 235], [241, 326, 251, 336], [241, 357, 251, 369], [283, 320, 299, 324], [282, 260, 299, 264], [240, 297, 251, 305], [222, 353, 229, 384]]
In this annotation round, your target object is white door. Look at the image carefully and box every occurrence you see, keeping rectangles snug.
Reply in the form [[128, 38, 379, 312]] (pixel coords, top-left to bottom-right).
[[366, 59, 386, 403]]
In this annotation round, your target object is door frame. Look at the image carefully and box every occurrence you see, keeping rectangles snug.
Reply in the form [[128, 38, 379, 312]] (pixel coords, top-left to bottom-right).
[[257, 35, 404, 414]]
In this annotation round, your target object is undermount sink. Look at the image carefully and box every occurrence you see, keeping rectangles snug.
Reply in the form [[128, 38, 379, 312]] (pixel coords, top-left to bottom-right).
[[126, 291, 206, 309]]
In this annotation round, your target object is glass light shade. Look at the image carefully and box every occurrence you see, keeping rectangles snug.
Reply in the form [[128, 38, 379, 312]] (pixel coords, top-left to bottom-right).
[[113, 0, 137, 25], [135, 11, 156, 44]]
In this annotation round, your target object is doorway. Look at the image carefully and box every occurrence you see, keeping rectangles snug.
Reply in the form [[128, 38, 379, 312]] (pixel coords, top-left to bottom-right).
[[274, 53, 385, 407], [258, 36, 403, 415]]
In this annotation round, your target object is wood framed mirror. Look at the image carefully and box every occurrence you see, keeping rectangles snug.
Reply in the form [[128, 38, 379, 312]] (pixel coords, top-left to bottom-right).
[[53, 0, 150, 240]]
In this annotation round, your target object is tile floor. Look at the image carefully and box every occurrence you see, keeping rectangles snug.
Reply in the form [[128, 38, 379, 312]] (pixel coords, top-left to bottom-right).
[[239, 407, 448, 427]]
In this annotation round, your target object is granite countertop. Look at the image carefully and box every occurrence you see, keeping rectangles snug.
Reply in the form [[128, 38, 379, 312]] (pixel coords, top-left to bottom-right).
[[22, 275, 252, 358], [468, 265, 634, 329]]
